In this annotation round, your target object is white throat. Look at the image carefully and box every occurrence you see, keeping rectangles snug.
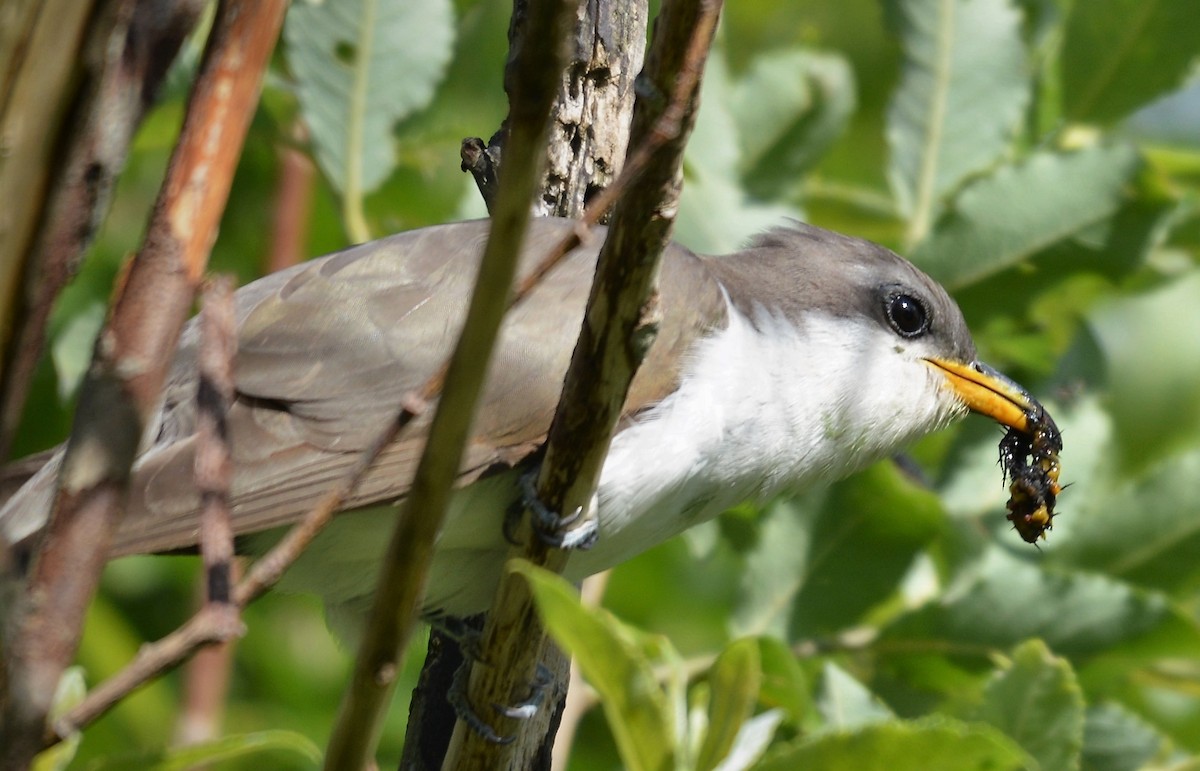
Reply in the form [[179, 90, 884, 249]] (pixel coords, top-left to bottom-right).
[[570, 304, 964, 576]]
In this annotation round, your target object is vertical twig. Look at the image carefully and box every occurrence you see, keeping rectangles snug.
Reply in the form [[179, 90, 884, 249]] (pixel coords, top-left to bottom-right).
[[197, 276, 237, 610], [0, 2, 287, 765], [444, 1, 722, 767], [323, 0, 584, 766]]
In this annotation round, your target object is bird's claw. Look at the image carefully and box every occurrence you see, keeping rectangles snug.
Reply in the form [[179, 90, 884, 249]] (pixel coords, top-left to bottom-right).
[[511, 472, 599, 550], [448, 663, 553, 744]]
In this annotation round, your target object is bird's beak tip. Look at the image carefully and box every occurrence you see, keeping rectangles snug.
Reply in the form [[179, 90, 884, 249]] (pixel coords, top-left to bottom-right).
[[923, 357, 1038, 432]]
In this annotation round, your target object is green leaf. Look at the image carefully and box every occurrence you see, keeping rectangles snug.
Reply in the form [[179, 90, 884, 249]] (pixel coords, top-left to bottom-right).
[[732, 49, 856, 199], [33, 667, 86, 771], [512, 560, 677, 771], [85, 730, 322, 770], [678, 52, 805, 254], [732, 462, 943, 639], [817, 663, 894, 730], [1060, 0, 1200, 125], [285, 0, 455, 234], [911, 144, 1142, 289], [884, 0, 1029, 241], [976, 640, 1085, 771], [696, 638, 761, 771], [50, 302, 104, 402], [881, 547, 1194, 657], [757, 717, 1032, 771], [755, 637, 812, 725], [1056, 445, 1200, 595], [1081, 703, 1166, 771], [1086, 270, 1200, 471]]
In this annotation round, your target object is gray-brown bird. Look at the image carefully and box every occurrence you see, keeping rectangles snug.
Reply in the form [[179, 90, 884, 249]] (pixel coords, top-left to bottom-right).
[[1, 217, 1044, 632]]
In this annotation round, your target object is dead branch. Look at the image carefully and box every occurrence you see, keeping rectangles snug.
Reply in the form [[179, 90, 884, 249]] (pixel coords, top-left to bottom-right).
[[443, 1, 722, 768], [0, 2, 287, 766]]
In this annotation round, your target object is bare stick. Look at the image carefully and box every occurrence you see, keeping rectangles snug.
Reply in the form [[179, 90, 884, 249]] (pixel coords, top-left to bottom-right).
[[197, 277, 237, 610], [0, 1, 287, 764], [444, 1, 723, 767]]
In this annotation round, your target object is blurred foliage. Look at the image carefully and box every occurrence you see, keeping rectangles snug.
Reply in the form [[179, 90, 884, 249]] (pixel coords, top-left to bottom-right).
[[13, 0, 1200, 767]]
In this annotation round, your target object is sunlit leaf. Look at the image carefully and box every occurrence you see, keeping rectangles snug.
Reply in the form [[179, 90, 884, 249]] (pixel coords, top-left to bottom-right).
[[678, 52, 804, 253], [757, 717, 1031, 770], [85, 730, 321, 770], [696, 638, 761, 771], [732, 49, 856, 199], [755, 636, 812, 725], [884, 0, 1029, 238], [32, 667, 86, 771], [911, 144, 1141, 289], [285, 0, 455, 199], [975, 640, 1085, 770], [1060, 0, 1200, 124], [816, 663, 894, 730], [513, 560, 677, 771]]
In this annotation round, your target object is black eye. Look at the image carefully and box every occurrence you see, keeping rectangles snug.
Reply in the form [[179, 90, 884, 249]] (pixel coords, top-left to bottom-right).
[[884, 292, 929, 338]]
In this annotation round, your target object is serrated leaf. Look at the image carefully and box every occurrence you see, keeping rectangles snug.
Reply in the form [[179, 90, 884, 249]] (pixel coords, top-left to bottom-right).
[[512, 560, 677, 771], [85, 730, 322, 770], [1060, 0, 1200, 125], [732, 49, 856, 199], [696, 638, 761, 771], [884, 0, 1029, 238], [881, 547, 1195, 656], [911, 144, 1142, 289], [976, 640, 1085, 771], [285, 0, 454, 198], [757, 717, 1032, 771], [1082, 702, 1166, 771], [817, 663, 894, 730]]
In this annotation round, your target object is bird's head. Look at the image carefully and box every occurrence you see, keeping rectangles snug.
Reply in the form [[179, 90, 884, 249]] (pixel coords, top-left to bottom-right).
[[709, 224, 1049, 479]]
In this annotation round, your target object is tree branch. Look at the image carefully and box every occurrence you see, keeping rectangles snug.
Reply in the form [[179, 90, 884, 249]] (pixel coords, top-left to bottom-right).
[[0, 2, 287, 765], [322, 0, 584, 768], [443, 1, 722, 768], [0, 0, 205, 462]]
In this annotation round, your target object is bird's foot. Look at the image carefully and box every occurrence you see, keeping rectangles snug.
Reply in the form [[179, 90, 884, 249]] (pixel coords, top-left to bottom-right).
[[503, 472, 599, 550], [426, 612, 485, 660], [448, 662, 552, 744]]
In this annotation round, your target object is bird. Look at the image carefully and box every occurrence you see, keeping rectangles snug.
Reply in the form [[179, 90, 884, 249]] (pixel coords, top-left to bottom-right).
[[0, 216, 1044, 634]]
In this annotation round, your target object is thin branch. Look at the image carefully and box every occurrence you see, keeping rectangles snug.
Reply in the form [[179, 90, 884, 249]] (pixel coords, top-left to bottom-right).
[[197, 277, 236, 610], [0, 2, 287, 765], [322, 0, 585, 765], [443, 1, 723, 768]]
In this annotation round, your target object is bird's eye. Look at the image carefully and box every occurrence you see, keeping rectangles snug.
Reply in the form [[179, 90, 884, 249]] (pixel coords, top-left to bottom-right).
[[884, 292, 929, 338]]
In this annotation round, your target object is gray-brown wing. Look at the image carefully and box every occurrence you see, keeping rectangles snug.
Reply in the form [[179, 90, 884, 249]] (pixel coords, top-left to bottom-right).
[[110, 218, 727, 557]]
